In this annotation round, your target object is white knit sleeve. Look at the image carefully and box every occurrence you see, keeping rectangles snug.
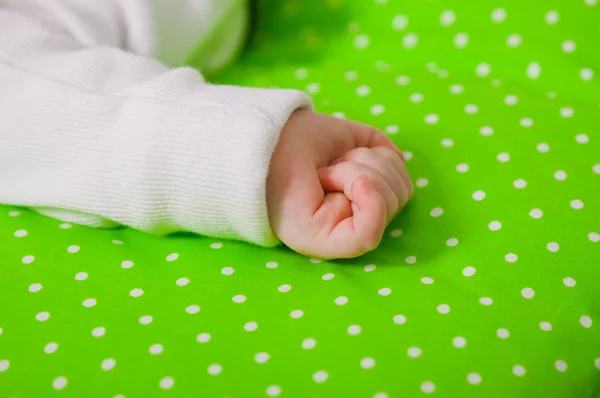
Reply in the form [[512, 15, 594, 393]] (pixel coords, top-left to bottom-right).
[[0, 0, 313, 247]]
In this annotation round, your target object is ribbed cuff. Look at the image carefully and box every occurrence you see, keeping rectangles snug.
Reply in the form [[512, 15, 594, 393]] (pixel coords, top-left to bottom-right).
[[156, 85, 313, 247]]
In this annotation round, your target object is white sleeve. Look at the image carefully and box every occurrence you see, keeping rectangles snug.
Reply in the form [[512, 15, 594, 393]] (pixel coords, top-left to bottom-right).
[[0, 0, 313, 247]]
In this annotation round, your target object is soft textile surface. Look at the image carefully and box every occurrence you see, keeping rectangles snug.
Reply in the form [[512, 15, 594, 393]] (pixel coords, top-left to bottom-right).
[[1, 0, 599, 397]]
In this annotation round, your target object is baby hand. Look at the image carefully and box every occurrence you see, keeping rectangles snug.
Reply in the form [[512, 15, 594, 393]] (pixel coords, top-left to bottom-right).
[[267, 109, 413, 260]]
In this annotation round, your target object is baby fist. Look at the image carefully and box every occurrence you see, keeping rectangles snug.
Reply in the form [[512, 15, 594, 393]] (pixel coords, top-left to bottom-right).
[[267, 109, 413, 260]]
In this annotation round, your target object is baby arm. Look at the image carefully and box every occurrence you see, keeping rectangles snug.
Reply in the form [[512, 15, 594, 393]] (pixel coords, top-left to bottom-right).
[[0, 0, 311, 246]]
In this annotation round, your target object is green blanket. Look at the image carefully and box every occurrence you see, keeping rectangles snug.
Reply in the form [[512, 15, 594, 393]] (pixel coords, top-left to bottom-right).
[[1, 0, 599, 397]]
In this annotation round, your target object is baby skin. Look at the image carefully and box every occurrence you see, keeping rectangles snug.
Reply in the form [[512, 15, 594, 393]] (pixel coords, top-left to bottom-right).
[[267, 109, 414, 260]]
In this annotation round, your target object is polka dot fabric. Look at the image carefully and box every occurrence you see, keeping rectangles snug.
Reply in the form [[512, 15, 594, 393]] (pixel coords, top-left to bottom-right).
[[1, 0, 600, 397]]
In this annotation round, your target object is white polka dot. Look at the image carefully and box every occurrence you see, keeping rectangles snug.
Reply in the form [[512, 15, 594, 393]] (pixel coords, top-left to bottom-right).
[[453, 336, 467, 348], [396, 75, 411, 86], [530, 209, 543, 219], [393, 314, 407, 324], [321, 273, 335, 281], [392, 14, 409, 31], [159, 377, 174, 390], [207, 364, 222, 376], [446, 238, 459, 247], [403, 151, 413, 161], [385, 125, 399, 134], [440, 9, 456, 26], [390, 230, 401, 238], [540, 321, 552, 331], [562, 40, 576, 53], [278, 284, 292, 293], [547, 242, 560, 252], [505, 253, 518, 263], [497, 328, 510, 339], [101, 358, 116, 371], [354, 34, 370, 49], [476, 63, 491, 78], [313, 370, 328, 383], [488, 221, 502, 231], [537, 143, 550, 152], [220, 267, 234, 276], [309, 258, 322, 264], [53, 376, 68, 390], [560, 107, 574, 118], [575, 134, 589, 144], [425, 114, 439, 124], [91, 327, 105, 337], [356, 85, 371, 97], [345, 71, 359, 81], [294, 68, 308, 80], [335, 296, 349, 306], [507, 34, 522, 48], [441, 138, 455, 147], [410, 93, 424, 103], [232, 295, 247, 303], [186, 305, 200, 314], [111, 239, 124, 245], [28, 283, 42, 293], [364, 264, 377, 272], [416, 178, 429, 188], [244, 321, 258, 332], [526, 62, 541, 79], [402, 33, 419, 49], [545, 10, 559, 24], [421, 381, 436, 394], [360, 357, 376, 369], [570, 199, 584, 209], [333, 112, 345, 119], [59, 223, 72, 229], [465, 104, 479, 114], [370, 104, 385, 115], [44, 342, 58, 354], [472, 190, 486, 201], [593, 164, 600, 174], [595, 358, 600, 369], [0, 360, 8, 372], [520, 118, 534, 127], [491, 8, 507, 23], [405, 256, 417, 264], [255, 352, 270, 363], [581, 68, 594, 81], [82, 298, 96, 308], [407, 347, 422, 358], [467, 372, 482, 385], [453, 32, 469, 48], [378, 287, 392, 296], [521, 287, 535, 299], [290, 309, 304, 319], [166, 253, 179, 262], [554, 170, 567, 181], [563, 277, 576, 287], [149, 344, 164, 355], [139, 315, 153, 325], [496, 152, 511, 163], [426, 63, 438, 74], [589, 232, 600, 243], [513, 179, 527, 189], [430, 207, 444, 217], [8, 210, 20, 217], [555, 360, 567, 372], [421, 277, 434, 285], [14, 229, 27, 238], [266, 261, 278, 269], [348, 325, 362, 335], [210, 243, 223, 249], [513, 365, 526, 376], [463, 266, 476, 277], [450, 84, 465, 95], [22, 255, 34, 264], [580, 315, 592, 328], [480, 126, 493, 136], [374, 393, 389, 398], [456, 163, 469, 173], [129, 288, 144, 298], [437, 304, 451, 314], [196, 333, 211, 343], [479, 297, 493, 306], [306, 83, 321, 95], [585, 0, 598, 5], [120, 260, 134, 269], [67, 245, 80, 253], [266, 385, 281, 397]]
